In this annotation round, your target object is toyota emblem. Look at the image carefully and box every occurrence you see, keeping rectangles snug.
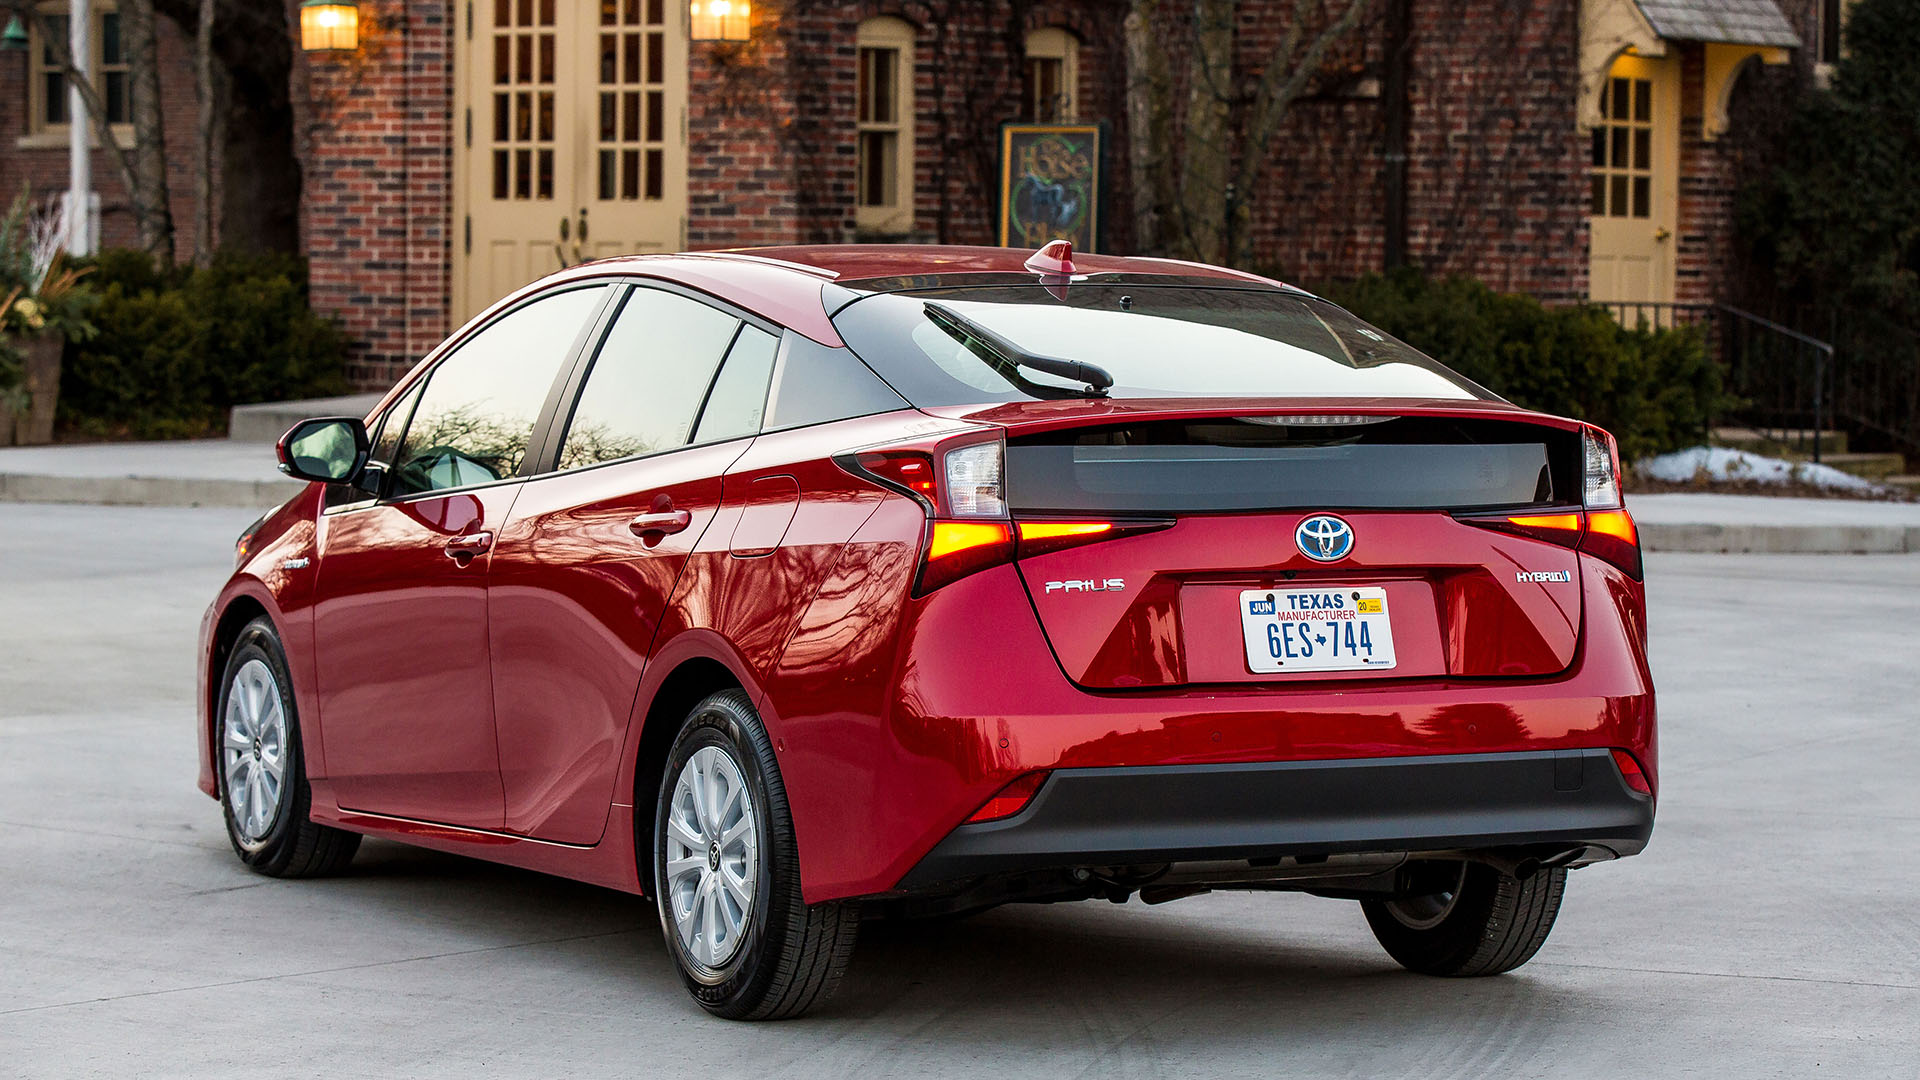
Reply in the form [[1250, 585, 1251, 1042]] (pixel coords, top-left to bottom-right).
[[1295, 515, 1354, 562]]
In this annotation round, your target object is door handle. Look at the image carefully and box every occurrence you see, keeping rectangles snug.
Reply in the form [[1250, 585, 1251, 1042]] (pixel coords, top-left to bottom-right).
[[443, 530, 494, 561], [628, 509, 692, 537]]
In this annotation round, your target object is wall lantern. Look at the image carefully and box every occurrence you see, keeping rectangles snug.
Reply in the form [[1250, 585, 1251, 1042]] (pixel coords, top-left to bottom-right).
[[689, 0, 751, 42], [299, 1, 360, 52], [1, 15, 30, 51]]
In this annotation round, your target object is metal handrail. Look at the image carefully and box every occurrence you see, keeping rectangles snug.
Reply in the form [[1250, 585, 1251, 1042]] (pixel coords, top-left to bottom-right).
[[1592, 300, 1838, 464]]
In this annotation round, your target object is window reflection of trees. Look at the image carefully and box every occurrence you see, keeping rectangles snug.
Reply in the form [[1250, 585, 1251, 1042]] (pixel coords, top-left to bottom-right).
[[556, 419, 659, 471], [392, 403, 529, 495]]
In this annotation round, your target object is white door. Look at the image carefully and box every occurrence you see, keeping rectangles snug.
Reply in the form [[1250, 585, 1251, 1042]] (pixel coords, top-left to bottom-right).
[[453, 0, 687, 325], [1589, 53, 1679, 312]]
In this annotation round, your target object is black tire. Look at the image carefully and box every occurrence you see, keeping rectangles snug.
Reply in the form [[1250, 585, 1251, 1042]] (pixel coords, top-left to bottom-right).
[[652, 689, 857, 1020], [1362, 860, 1566, 977], [216, 617, 361, 878]]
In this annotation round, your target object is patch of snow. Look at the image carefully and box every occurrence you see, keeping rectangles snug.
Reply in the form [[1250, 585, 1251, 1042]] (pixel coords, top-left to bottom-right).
[[1637, 445, 1886, 493]]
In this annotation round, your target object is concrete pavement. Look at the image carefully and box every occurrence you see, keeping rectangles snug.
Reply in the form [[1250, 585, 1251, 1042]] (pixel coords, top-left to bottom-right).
[[0, 500, 1916, 1077]]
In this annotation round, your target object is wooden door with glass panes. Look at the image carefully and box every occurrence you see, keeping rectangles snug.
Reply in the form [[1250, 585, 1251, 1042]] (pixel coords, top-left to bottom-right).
[[454, 0, 687, 325], [1588, 54, 1678, 309]]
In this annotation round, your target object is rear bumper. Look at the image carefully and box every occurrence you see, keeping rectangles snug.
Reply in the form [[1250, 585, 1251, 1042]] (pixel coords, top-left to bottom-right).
[[895, 749, 1654, 891]]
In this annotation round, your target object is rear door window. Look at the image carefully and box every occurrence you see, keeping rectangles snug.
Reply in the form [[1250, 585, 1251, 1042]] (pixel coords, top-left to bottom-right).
[[691, 325, 779, 444], [389, 285, 608, 498], [556, 286, 742, 470]]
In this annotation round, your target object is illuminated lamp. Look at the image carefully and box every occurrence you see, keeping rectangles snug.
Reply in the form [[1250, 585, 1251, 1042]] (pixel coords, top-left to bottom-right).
[[299, 1, 360, 53]]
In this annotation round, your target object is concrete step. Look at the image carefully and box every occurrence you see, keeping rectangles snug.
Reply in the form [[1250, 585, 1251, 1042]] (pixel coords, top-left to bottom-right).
[[1885, 475, 1920, 495], [1813, 452, 1908, 480], [228, 393, 384, 443], [1712, 426, 1847, 456]]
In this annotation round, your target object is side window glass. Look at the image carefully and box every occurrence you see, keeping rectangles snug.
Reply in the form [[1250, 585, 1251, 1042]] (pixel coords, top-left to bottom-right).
[[767, 334, 909, 429], [390, 286, 606, 498], [557, 287, 741, 470], [691, 325, 778, 445], [325, 379, 423, 508]]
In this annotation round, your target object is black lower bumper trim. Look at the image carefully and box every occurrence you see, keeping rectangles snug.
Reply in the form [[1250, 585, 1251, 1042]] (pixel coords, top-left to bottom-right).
[[894, 749, 1654, 891]]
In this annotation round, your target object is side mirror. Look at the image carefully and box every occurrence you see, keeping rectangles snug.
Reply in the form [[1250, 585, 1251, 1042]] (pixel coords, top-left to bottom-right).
[[277, 416, 371, 485]]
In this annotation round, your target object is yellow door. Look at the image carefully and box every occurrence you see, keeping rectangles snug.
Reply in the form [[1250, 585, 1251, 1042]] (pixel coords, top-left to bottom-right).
[[454, 0, 687, 326], [1588, 54, 1679, 309]]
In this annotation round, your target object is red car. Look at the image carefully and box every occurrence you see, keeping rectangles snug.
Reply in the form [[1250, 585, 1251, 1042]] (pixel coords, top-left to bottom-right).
[[199, 243, 1655, 1019]]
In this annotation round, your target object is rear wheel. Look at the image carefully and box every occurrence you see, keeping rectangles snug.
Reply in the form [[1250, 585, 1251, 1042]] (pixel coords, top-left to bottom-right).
[[1362, 860, 1565, 976], [218, 617, 360, 877], [653, 689, 857, 1020]]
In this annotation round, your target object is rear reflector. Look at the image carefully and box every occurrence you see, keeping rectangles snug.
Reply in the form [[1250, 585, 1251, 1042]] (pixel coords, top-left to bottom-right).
[[1611, 749, 1653, 796], [965, 772, 1049, 823]]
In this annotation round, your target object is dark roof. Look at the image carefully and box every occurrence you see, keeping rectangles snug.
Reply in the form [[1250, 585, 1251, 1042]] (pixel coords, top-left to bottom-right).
[[1634, 0, 1802, 47]]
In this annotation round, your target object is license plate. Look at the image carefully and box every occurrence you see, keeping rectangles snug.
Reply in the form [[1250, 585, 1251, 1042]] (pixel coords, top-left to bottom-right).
[[1240, 587, 1398, 674]]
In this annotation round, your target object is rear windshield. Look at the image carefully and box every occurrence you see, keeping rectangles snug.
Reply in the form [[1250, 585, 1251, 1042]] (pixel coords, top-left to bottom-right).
[[829, 284, 1491, 405], [1008, 417, 1575, 513]]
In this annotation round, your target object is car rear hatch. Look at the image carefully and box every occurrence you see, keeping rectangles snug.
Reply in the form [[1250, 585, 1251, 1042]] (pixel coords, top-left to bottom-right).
[[1000, 408, 1590, 689]]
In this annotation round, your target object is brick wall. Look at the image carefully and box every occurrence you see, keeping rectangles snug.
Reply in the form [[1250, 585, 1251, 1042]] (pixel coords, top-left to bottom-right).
[[297, 0, 454, 390], [0, 11, 205, 261], [687, 0, 1129, 251]]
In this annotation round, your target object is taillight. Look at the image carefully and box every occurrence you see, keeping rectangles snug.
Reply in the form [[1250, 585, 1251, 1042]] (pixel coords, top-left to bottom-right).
[[839, 433, 1017, 595], [1611, 748, 1653, 796], [1456, 425, 1641, 579], [1583, 426, 1623, 510], [964, 772, 1049, 823]]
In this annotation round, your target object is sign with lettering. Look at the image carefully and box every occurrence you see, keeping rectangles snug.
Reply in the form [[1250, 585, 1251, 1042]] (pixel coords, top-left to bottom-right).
[[998, 123, 1103, 253]]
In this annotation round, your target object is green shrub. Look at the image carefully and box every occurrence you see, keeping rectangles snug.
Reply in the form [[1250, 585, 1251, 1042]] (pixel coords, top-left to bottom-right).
[[1317, 270, 1728, 460], [59, 249, 349, 439]]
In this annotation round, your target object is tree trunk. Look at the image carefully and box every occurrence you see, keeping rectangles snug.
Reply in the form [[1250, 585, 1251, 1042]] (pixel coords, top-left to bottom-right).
[[1124, 0, 1175, 254], [191, 0, 218, 265], [1178, 0, 1235, 264], [152, 0, 302, 255], [122, 0, 176, 263]]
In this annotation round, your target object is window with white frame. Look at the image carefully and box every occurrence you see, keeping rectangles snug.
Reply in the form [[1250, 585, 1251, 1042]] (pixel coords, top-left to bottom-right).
[[855, 16, 914, 234], [1022, 27, 1079, 122], [28, 3, 131, 138]]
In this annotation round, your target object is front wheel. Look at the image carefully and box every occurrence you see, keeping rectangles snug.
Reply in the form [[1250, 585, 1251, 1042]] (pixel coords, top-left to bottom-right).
[[653, 689, 857, 1020], [1362, 860, 1566, 977], [217, 616, 360, 877]]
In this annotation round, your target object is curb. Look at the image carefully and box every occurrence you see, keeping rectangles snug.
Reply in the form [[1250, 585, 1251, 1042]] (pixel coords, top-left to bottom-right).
[[0, 472, 300, 510], [1639, 522, 1920, 555]]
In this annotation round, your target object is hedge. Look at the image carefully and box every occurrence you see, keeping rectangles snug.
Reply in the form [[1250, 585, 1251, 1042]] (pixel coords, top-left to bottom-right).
[[1317, 270, 1729, 460], [59, 249, 349, 440]]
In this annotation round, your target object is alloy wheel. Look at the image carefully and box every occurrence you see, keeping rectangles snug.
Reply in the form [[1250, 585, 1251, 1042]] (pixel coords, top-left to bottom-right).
[[222, 657, 288, 844], [664, 745, 760, 975]]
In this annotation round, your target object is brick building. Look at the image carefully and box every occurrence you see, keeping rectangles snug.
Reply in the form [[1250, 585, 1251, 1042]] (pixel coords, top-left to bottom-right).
[[1, 0, 1847, 389]]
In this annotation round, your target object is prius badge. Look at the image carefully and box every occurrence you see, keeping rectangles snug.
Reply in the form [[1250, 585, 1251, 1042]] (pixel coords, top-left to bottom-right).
[[1295, 515, 1354, 562]]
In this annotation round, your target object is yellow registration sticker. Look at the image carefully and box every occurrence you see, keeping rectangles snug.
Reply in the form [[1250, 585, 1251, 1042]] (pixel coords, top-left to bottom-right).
[[1356, 597, 1385, 615]]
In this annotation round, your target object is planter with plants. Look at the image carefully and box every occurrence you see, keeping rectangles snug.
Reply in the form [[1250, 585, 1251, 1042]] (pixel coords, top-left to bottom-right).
[[1, 193, 96, 446]]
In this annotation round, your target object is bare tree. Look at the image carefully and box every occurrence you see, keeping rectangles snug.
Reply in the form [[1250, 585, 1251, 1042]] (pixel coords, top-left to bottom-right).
[[191, 0, 220, 265], [1128, 0, 1374, 266]]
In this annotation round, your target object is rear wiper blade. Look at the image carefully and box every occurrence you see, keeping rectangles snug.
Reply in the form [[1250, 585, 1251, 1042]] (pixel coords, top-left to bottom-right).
[[924, 302, 1114, 397]]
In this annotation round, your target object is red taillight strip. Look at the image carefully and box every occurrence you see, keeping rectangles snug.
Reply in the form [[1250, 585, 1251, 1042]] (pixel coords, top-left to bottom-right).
[[1014, 518, 1175, 559]]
